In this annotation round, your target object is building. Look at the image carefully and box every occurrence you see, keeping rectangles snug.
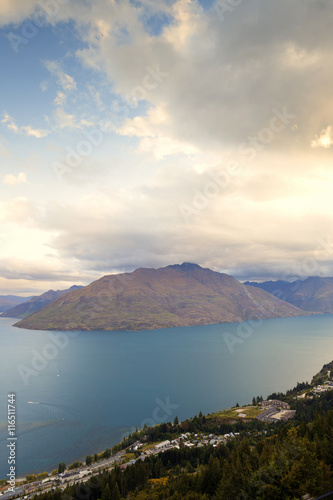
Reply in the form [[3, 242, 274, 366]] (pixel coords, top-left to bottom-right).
[[259, 400, 289, 409], [155, 440, 171, 450]]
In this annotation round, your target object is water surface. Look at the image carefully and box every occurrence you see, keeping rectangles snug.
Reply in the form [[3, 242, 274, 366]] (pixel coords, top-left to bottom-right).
[[0, 314, 333, 477]]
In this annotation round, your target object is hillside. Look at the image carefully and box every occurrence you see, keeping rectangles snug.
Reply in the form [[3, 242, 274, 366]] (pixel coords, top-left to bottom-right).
[[0, 295, 32, 312], [1, 286, 83, 319], [15, 263, 308, 331], [27, 361, 333, 500], [245, 276, 333, 312]]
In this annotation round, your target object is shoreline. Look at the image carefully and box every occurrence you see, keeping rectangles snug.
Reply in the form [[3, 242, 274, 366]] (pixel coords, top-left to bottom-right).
[[13, 310, 315, 332]]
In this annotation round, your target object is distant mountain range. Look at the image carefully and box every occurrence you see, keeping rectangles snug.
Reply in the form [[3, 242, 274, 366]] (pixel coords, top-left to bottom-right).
[[0, 295, 33, 313], [244, 276, 333, 313], [1, 286, 83, 319], [15, 263, 308, 331]]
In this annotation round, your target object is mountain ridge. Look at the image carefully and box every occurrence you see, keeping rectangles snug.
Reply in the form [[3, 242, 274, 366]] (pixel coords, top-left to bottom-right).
[[1, 285, 83, 318], [0, 295, 33, 313], [15, 263, 309, 331], [244, 276, 333, 313]]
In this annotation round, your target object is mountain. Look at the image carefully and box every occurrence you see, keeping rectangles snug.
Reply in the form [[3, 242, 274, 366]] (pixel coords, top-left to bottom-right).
[[0, 295, 33, 313], [15, 263, 308, 331], [1, 286, 83, 319], [244, 276, 333, 312]]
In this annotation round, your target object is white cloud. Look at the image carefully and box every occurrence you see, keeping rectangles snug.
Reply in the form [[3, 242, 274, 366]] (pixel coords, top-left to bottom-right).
[[40, 80, 49, 92], [54, 91, 67, 107], [1, 112, 19, 133], [1, 112, 49, 138], [54, 108, 77, 129], [3, 172, 28, 185], [117, 104, 199, 158], [162, 0, 203, 51], [22, 125, 49, 138], [0, 0, 41, 25], [0, 198, 35, 223], [45, 60, 77, 91], [311, 126, 333, 149], [43, 60, 99, 130], [284, 45, 320, 68], [138, 136, 199, 159], [54, 107, 94, 130]]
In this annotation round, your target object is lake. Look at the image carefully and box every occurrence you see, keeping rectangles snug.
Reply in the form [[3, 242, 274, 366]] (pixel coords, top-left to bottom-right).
[[1, 314, 333, 478]]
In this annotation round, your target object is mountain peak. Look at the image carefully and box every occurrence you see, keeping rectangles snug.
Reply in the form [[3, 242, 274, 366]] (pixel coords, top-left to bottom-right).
[[168, 262, 202, 270]]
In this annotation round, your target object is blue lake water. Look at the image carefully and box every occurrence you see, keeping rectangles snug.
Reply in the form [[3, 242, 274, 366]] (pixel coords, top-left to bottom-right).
[[1, 314, 333, 478]]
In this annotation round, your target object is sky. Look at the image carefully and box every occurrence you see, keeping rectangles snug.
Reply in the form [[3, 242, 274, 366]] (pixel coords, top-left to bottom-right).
[[1, 0, 333, 294]]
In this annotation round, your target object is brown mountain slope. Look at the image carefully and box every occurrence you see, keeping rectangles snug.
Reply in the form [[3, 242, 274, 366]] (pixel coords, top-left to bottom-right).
[[15, 263, 309, 331]]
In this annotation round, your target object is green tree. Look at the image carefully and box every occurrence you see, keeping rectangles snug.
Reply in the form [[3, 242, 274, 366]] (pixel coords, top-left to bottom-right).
[[68, 461, 82, 470], [186, 461, 194, 473], [174, 416, 179, 425], [101, 483, 111, 500], [58, 462, 66, 474], [200, 455, 222, 495], [86, 455, 92, 466], [110, 483, 121, 500]]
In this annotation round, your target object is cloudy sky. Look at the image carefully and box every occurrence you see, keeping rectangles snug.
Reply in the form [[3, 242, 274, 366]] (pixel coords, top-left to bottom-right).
[[1, 0, 333, 294]]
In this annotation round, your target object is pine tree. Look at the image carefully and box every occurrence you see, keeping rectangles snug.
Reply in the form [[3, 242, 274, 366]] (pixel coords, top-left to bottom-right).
[[110, 483, 121, 500], [101, 483, 111, 500]]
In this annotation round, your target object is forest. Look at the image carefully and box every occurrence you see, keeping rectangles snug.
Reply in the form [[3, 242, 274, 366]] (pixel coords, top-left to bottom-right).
[[34, 390, 333, 499]]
